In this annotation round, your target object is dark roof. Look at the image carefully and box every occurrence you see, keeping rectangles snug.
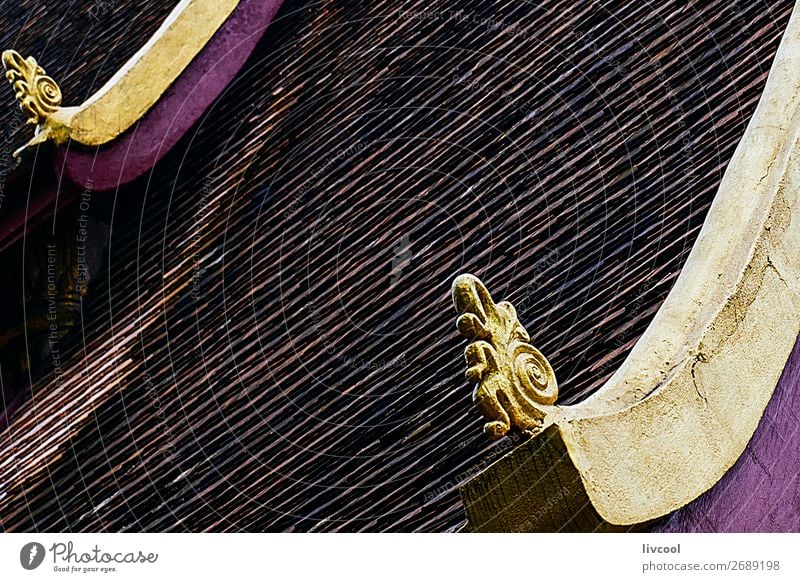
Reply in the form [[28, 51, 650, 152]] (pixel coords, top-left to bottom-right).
[[0, 0, 793, 531]]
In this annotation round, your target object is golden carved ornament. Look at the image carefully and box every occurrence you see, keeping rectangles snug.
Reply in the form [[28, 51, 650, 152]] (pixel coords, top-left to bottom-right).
[[1, 0, 240, 156], [1, 50, 62, 127], [452, 274, 558, 439], [455, 0, 800, 530]]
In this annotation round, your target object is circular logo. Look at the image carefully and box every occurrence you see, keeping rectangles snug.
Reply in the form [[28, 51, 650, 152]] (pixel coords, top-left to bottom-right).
[[19, 542, 46, 570]]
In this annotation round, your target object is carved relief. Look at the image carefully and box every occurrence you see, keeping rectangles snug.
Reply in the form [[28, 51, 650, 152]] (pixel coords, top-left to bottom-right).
[[452, 274, 558, 439], [2, 50, 62, 126]]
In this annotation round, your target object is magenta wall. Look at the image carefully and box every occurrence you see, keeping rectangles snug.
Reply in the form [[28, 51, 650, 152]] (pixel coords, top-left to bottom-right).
[[655, 333, 800, 532]]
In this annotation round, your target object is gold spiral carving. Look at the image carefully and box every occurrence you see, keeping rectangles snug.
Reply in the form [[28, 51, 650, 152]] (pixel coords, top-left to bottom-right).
[[2, 49, 62, 126], [513, 344, 558, 405], [453, 274, 558, 440]]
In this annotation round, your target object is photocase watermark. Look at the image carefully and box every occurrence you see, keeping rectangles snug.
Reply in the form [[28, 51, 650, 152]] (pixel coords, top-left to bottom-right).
[[421, 433, 523, 504], [651, 57, 697, 184], [452, 74, 540, 133], [389, 233, 414, 290], [190, 178, 214, 301], [594, 276, 666, 377], [306, 300, 408, 373], [283, 140, 366, 219], [75, 180, 94, 296], [0, 110, 24, 214], [513, 247, 562, 317], [504, 481, 578, 532], [142, 372, 178, 462], [19, 540, 158, 574], [398, 9, 529, 40], [20, 542, 46, 570], [87, 0, 116, 22], [46, 243, 65, 390], [573, 28, 629, 78]]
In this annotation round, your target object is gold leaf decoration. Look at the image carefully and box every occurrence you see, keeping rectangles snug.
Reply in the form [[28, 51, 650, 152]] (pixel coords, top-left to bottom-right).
[[2, 49, 62, 126], [452, 274, 558, 439]]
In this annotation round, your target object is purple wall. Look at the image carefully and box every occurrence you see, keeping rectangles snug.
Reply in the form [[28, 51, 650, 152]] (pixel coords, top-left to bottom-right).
[[655, 333, 800, 532]]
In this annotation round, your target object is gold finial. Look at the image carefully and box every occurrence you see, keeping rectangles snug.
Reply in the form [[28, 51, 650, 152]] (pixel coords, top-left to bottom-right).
[[2, 49, 62, 127], [452, 274, 558, 439]]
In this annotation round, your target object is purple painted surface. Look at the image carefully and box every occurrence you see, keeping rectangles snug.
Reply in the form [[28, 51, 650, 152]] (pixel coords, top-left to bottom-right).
[[655, 332, 800, 532], [57, 0, 284, 191]]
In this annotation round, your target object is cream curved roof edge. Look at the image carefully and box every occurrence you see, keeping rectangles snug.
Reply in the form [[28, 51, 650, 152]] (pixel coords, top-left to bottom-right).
[[2, 0, 240, 151], [454, 0, 800, 526]]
